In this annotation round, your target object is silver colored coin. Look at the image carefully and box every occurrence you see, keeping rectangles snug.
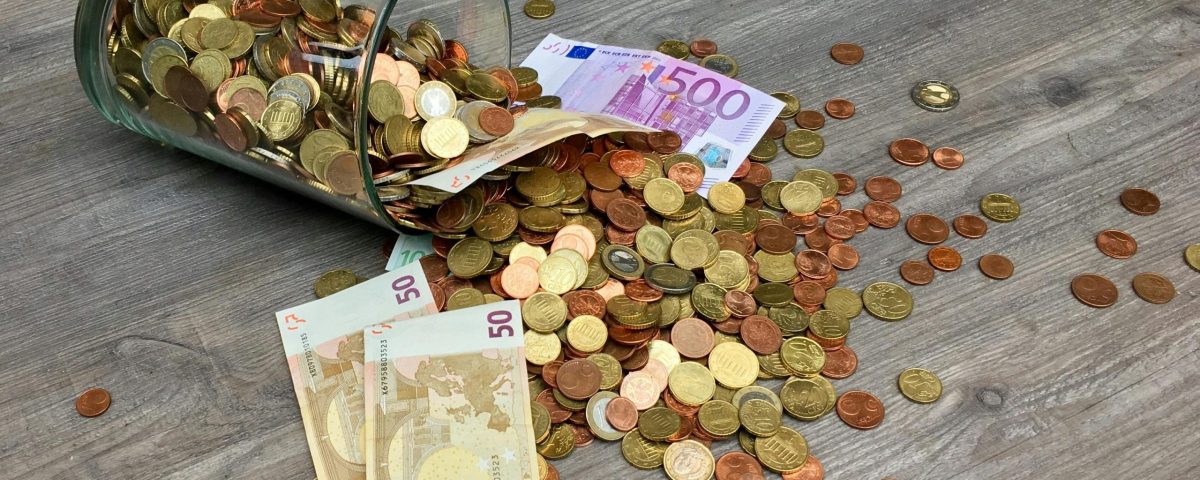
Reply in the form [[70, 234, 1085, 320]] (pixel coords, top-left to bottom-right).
[[141, 37, 187, 84], [911, 80, 960, 112]]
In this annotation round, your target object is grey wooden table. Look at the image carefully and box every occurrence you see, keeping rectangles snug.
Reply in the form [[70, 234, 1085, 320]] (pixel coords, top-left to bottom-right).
[[2, 0, 1198, 478]]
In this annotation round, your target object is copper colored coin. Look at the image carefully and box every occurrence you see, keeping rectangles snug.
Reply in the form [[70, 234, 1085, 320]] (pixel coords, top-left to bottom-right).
[[766, 119, 788, 139], [978, 254, 1014, 280], [932, 147, 964, 170], [564, 290, 607, 319], [556, 359, 602, 400], [716, 451, 766, 480], [647, 131, 683, 154], [478, 106, 514, 137], [609, 149, 646, 178], [582, 161, 623, 191], [756, 223, 798, 254], [1071, 273, 1118, 308], [821, 346, 858, 379], [572, 424, 594, 447], [841, 209, 869, 232], [816, 198, 841, 217], [165, 66, 210, 113], [782, 455, 824, 480], [1096, 230, 1137, 259], [541, 360, 564, 388], [825, 98, 855, 119], [906, 213, 950, 244], [740, 314, 784, 355], [795, 249, 833, 279], [1131, 272, 1175, 304], [804, 227, 834, 252], [667, 162, 705, 193], [864, 176, 902, 202], [1120, 188, 1160, 215], [824, 215, 856, 240], [606, 198, 648, 231], [716, 230, 754, 255], [75, 387, 111, 417], [789, 111, 824, 133], [671, 317, 716, 358], [626, 279, 664, 302], [836, 390, 885, 429], [832, 172, 856, 195], [827, 243, 860, 270], [889, 138, 930, 166], [689, 38, 718, 57], [953, 214, 988, 239], [830, 42, 864, 65], [792, 282, 826, 305], [744, 163, 773, 187], [900, 260, 934, 285], [863, 201, 901, 228], [605, 396, 639, 431], [725, 290, 758, 317], [783, 214, 821, 235], [927, 246, 962, 271]]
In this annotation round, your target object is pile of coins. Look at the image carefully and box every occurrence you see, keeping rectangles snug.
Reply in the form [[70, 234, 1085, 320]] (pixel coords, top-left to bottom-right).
[[1070, 187, 1180, 307], [105, 0, 558, 225]]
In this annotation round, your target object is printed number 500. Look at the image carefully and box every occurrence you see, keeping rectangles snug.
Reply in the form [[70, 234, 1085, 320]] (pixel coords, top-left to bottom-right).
[[487, 310, 514, 338]]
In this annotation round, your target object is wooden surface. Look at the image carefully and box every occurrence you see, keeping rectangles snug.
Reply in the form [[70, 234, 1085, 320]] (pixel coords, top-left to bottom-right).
[[1, 0, 1198, 478]]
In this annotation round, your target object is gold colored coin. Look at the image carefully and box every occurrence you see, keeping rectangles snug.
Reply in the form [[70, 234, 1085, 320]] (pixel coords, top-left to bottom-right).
[[771, 92, 800, 119], [1185, 244, 1200, 272], [739, 398, 781, 437], [791, 169, 839, 200], [707, 181, 746, 214], [808, 310, 849, 341], [823, 287, 863, 320], [708, 342, 759, 389], [189, 49, 230, 92], [704, 250, 750, 289], [523, 330, 562, 365], [667, 361, 716, 406], [898, 367, 943, 404], [690, 282, 730, 322], [445, 287, 485, 310], [523, 0, 556, 19], [647, 339, 682, 373], [587, 353, 623, 390], [656, 40, 690, 59], [509, 241, 548, 266], [753, 251, 798, 283], [421, 117, 470, 159], [662, 439, 715, 480], [530, 401, 551, 443], [260, 99, 303, 142], [537, 423, 575, 459], [780, 180, 823, 215], [753, 427, 809, 473], [522, 292, 567, 333], [783, 129, 824, 158], [779, 337, 826, 377], [313, 268, 357, 298], [638, 407, 682, 441], [697, 400, 740, 437], [670, 236, 709, 271], [644, 177, 686, 214], [538, 255, 578, 294], [446, 237, 493, 278], [635, 225, 673, 264], [980, 193, 1021, 223], [781, 376, 834, 420], [862, 281, 914, 321], [621, 428, 668, 469], [566, 314, 607, 352], [367, 80, 405, 123]]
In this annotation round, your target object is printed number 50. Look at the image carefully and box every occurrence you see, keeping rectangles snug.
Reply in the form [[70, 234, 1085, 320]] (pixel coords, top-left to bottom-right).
[[488, 310, 514, 338], [392, 275, 421, 304]]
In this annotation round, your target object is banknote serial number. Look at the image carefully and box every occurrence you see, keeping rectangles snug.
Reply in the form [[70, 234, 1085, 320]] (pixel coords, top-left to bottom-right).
[[378, 339, 389, 396], [487, 310, 515, 338], [392, 275, 421, 305]]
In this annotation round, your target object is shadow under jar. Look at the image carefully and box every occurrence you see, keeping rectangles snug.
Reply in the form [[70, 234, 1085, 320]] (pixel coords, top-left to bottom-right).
[[75, 0, 512, 231]]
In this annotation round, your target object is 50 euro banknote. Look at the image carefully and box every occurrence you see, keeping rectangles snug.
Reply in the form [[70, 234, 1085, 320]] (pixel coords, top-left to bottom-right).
[[275, 263, 438, 480], [364, 300, 538, 480]]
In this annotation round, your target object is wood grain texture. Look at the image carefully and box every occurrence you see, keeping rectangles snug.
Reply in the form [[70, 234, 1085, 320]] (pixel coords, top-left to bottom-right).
[[1, 0, 1198, 479]]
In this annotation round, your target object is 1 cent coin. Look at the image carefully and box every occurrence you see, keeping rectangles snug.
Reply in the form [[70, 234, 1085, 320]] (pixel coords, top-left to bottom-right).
[[906, 213, 950, 244], [836, 391, 884, 430], [978, 254, 1014, 280], [952, 214, 988, 239], [927, 246, 962, 271], [1096, 230, 1137, 259], [1120, 188, 1160, 215], [1071, 273, 1118, 308], [899, 260, 934, 285], [76, 387, 111, 417], [830, 42, 864, 65], [824, 98, 855, 119], [1131, 272, 1175, 304], [931, 147, 964, 169], [889, 138, 929, 166]]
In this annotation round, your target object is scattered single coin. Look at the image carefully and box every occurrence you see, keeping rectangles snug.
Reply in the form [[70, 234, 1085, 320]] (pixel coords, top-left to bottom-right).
[[911, 79, 960, 112], [979, 193, 1021, 222], [1187, 244, 1200, 272], [523, 0, 556, 19], [1131, 272, 1175, 304], [953, 214, 988, 239], [824, 98, 855, 119], [1120, 188, 1160, 215], [932, 147, 964, 169], [889, 138, 929, 166], [927, 246, 962, 271], [899, 260, 934, 285], [897, 368, 942, 404], [699, 54, 738, 77], [1071, 273, 1119, 308], [830, 42, 864, 65], [656, 40, 691, 59], [314, 269, 359, 298], [689, 39, 718, 58], [794, 110, 826, 130], [978, 254, 1014, 280], [835, 391, 885, 429], [1096, 229, 1137, 259], [76, 387, 112, 417]]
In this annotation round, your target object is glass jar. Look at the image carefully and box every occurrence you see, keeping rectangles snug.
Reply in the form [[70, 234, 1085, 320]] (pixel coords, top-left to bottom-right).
[[74, 0, 512, 231]]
